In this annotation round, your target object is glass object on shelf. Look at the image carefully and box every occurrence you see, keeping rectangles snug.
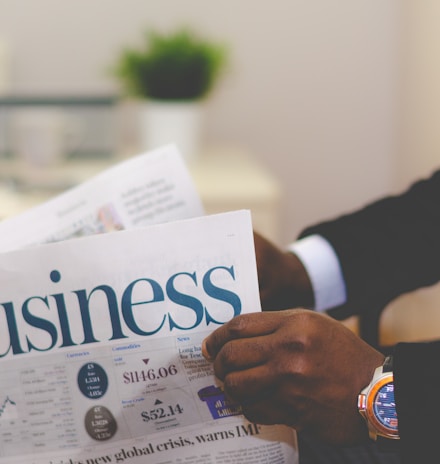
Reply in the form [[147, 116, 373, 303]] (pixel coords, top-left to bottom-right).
[[0, 95, 119, 162]]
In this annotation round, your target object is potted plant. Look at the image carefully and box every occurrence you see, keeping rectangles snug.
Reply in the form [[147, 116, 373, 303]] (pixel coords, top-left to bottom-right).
[[113, 27, 228, 162]]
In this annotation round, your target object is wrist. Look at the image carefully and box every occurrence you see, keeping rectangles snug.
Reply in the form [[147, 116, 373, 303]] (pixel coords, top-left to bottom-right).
[[286, 252, 314, 308], [261, 251, 314, 312]]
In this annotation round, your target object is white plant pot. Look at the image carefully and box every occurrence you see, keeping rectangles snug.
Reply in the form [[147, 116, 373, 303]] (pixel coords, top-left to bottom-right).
[[139, 100, 203, 164]]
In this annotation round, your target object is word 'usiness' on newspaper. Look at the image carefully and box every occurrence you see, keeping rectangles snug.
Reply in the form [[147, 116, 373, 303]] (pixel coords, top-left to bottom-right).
[[1, 265, 241, 358]]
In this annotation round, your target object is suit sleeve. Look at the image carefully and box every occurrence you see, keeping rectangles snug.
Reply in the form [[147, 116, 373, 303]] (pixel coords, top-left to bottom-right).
[[298, 169, 440, 319], [394, 341, 440, 463]]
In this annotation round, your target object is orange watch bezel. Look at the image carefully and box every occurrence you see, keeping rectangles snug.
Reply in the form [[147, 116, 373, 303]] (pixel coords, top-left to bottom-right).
[[363, 373, 399, 438]]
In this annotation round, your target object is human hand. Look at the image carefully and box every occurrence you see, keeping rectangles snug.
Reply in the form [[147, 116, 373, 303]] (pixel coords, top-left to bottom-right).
[[202, 309, 384, 445], [253, 231, 313, 310]]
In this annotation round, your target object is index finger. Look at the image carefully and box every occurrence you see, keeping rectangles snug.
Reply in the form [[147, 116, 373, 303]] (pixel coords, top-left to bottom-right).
[[202, 311, 283, 361]]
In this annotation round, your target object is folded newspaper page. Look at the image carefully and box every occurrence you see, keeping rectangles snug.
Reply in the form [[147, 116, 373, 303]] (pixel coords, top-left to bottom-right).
[[0, 144, 205, 253], [0, 146, 298, 464]]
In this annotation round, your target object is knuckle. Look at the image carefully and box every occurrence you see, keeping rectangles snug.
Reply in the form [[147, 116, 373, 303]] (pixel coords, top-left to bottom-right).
[[217, 340, 237, 369], [223, 372, 244, 400], [225, 315, 248, 336]]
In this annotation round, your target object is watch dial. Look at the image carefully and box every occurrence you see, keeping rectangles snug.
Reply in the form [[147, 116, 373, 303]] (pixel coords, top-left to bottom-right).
[[373, 381, 398, 431]]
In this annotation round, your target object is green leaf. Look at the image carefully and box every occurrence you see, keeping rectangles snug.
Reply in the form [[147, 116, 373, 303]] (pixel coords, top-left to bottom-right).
[[112, 28, 228, 100]]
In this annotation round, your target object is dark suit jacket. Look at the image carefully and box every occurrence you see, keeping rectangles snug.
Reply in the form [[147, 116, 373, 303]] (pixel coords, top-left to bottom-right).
[[300, 169, 440, 320], [299, 170, 440, 463]]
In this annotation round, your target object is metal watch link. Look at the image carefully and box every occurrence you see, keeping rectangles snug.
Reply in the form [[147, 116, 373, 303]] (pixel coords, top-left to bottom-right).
[[358, 355, 399, 449]]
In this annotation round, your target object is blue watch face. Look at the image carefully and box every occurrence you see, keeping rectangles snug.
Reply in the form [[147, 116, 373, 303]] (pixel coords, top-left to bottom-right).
[[373, 381, 398, 431]]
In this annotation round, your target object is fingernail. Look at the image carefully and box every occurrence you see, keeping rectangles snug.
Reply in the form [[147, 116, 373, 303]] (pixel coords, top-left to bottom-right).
[[202, 339, 213, 361]]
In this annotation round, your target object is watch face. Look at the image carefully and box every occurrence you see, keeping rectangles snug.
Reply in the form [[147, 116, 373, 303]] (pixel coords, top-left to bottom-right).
[[373, 381, 398, 432]]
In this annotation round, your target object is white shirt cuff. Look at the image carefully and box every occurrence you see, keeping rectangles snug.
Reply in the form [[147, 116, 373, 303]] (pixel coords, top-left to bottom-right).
[[288, 234, 347, 312]]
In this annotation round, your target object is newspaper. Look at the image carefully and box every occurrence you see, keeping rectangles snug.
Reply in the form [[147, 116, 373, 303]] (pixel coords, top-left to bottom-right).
[[0, 145, 205, 252], [0, 145, 298, 463]]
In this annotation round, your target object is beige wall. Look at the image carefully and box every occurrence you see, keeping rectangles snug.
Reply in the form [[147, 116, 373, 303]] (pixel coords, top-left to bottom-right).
[[380, 0, 440, 345], [0, 0, 400, 245], [397, 0, 440, 187]]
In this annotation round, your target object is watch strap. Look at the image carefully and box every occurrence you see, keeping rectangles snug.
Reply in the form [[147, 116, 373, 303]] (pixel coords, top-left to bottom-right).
[[383, 355, 393, 373]]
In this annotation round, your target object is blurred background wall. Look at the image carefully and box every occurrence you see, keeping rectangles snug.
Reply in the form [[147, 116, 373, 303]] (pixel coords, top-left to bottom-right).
[[0, 0, 397, 245], [0, 0, 438, 249]]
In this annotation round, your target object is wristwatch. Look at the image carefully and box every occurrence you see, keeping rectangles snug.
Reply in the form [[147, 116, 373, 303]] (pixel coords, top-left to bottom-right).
[[358, 355, 400, 448]]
